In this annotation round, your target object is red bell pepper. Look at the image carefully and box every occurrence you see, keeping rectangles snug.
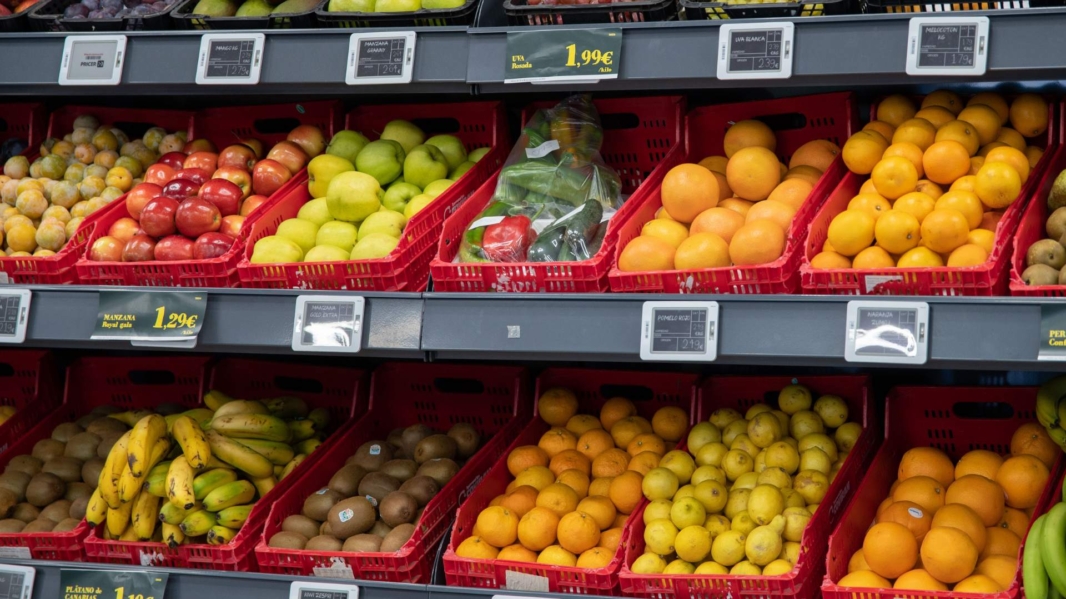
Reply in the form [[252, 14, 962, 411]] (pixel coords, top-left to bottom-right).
[[482, 215, 536, 262]]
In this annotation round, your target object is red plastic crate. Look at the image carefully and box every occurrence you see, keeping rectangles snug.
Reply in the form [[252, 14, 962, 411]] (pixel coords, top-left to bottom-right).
[[0, 102, 47, 156], [0, 356, 208, 562], [607, 92, 858, 294], [84, 356, 368, 571], [444, 367, 698, 595], [801, 96, 1058, 296], [432, 96, 685, 293], [1011, 146, 1066, 296], [255, 362, 529, 581], [190, 101, 342, 152], [236, 101, 508, 291], [823, 386, 1065, 599], [0, 350, 60, 455], [620, 375, 876, 599]]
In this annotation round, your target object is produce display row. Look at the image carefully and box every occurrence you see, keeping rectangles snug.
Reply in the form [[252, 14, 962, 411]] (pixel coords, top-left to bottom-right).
[[0, 349, 1064, 599]]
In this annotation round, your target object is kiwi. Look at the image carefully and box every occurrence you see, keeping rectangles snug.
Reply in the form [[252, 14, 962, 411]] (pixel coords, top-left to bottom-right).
[[89, 405, 121, 416], [42, 457, 83, 484], [6, 455, 42, 477], [1023, 264, 1060, 286], [399, 476, 439, 507], [327, 497, 376, 540], [64, 432, 101, 461], [358, 472, 400, 506], [414, 435, 457, 464], [22, 518, 55, 533], [96, 431, 125, 459], [351, 441, 393, 472], [379, 491, 417, 527], [342, 533, 382, 552], [26, 473, 64, 507], [305, 535, 343, 551], [393, 447, 410, 460], [1060, 266, 1066, 286], [51, 423, 84, 443], [268, 531, 308, 549], [0, 471, 31, 502], [379, 460, 417, 482], [0, 489, 15, 519], [1048, 208, 1066, 241], [0, 519, 24, 533], [65, 482, 92, 502], [320, 521, 333, 536], [302, 488, 345, 522], [11, 503, 39, 523], [40, 499, 72, 522], [1028, 239, 1066, 269], [76, 414, 97, 429], [70, 496, 89, 520], [417, 458, 459, 488], [448, 423, 480, 459], [401, 424, 433, 456], [32, 439, 65, 462], [53, 518, 81, 532], [82, 458, 104, 488], [386, 428, 405, 449], [282, 514, 321, 540], [380, 523, 415, 552], [327, 464, 368, 497]]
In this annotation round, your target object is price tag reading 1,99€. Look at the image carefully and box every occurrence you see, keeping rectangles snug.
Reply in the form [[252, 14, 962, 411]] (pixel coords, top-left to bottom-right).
[[347, 32, 416, 85], [196, 33, 265, 85], [0, 290, 30, 345], [640, 301, 719, 362], [906, 16, 988, 76], [58, 35, 127, 86], [291, 295, 365, 353], [717, 23, 794, 80], [845, 300, 929, 364], [505, 28, 621, 84]]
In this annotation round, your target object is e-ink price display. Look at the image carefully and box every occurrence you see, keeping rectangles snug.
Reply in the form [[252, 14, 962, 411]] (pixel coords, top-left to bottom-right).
[[717, 23, 793, 80], [58, 35, 127, 86], [196, 33, 265, 85], [640, 301, 719, 362], [0, 290, 30, 345], [290, 581, 359, 599], [292, 295, 365, 353], [845, 300, 929, 364], [0, 564, 34, 599], [347, 32, 415, 85], [906, 16, 988, 76]]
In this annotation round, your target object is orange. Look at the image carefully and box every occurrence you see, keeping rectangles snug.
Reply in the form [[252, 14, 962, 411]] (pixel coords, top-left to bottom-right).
[[729, 220, 785, 266], [477, 506, 519, 548], [690, 207, 746, 243], [674, 233, 731, 270], [727, 147, 781, 201], [894, 192, 936, 223], [837, 570, 890, 589], [981, 526, 1021, 560], [955, 574, 1003, 593], [852, 246, 894, 269], [979, 142, 1007, 157], [827, 210, 875, 257], [611, 416, 651, 448], [935, 190, 983, 229], [860, 178, 881, 196], [935, 121, 980, 156], [598, 527, 623, 552], [789, 140, 840, 171], [923, 140, 971, 184], [877, 95, 918, 127], [508, 446, 550, 477], [556, 469, 590, 498], [515, 466, 555, 491], [537, 545, 576, 566], [577, 429, 615, 461], [1011, 422, 1059, 468], [995, 454, 1049, 509], [641, 219, 689, 249], [968, 93, 1010, 124], [550, 449, 591, 477], [1027, 146, 1046, 168], [848, 548, 870, 572], [498, 544, 539, 563], [931, 503, 987, 552], [892, 476, 946, 515], [892, 118, 937, 151], [767, 179, 814, 211], [980, 211, 1004, 232], [976, 554, 1018, 589], [1010, 94, 1049, 138], [627, 433, 666, 457], [879, 500, 932, 541], [567, 415, 603, 437], [589, 477, 613, 498], [970, 156, 986, 176], [863, 120, 897, 141], [785, 165, 823, 187], [539, 427, 578, 458], [922, 90, 964, 115], [947, 244, 988, 267], [557, 511, 601, 554], [897, 247, 944, 268], [915, 106, 956, 129], [849, 193, 892, 221], [652, 407, 688, 442], [921, 209, 970, 254], [718, 198, 753, 217], [628, 451, 661, 476], [661, 164, 720, 223], [843, 131, 890, 175], [951, 175, 978, 193], [576, 496, 617, 530], [540, 388, 579, 427], [974, 162, 1022, 209], [871, 156, 918, 200], [724, 120, 777, 157], [600, 397, 637, 431], [576, 547, 612, 569], [608, 470, 644, 514], [899, 447, 955, 487], [955, 449, 1003, 481], [915, 179, 944, 199], [996, 128, 1027, 151], [656, 206, 677, 222], [966, 228, 994, 256], [894, 569, 948, 591], [618, 236, 675, 272], [745, 199, 796, 231], [883, 142, 925, 178], [958, 104, 1002, 145], [517, 506, 559, 551], [455, 536, 499, 559], [874, 210, 920, 255], [490, 495, 505, 507], [592, 448, 631, 478], [698, 155, 729, 174], [810, 251, 851, 270], [863, 521, 918, 579], [536, 483, 579, 518], [921, 526, 978, 583], [709, 171, 732, 202], [501, 486, 540, 518], [985, 146, 1031, 184]]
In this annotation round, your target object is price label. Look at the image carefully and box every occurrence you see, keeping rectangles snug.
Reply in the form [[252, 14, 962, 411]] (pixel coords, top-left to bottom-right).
[[59, 569, 167, 599], [290, 581, 359, 599], [717, 23, 794, 80], [0, 290, 30, 345], [0, 564, 35, 599], [58, 35, 126, 86], [196, 33, 265, 85], [346, 32, 415, 85], [906, 17, 988, 76], [845, 300, 929, 364], [1038, 304, 1066, 361], [505, 28, 621, 84], [291, 295, 364, 353], [640, 301, 719, 362], [91, 290, 206, 342]]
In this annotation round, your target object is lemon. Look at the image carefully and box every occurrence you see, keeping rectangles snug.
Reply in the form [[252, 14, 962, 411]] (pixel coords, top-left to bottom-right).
[[659, 450, 697, 485], [644, 499, 673, 524], [722, 419, 748, 447], [671, 497, 707, 529], [748, 484, 785, 525], [732, 472, 759, 491], [675, 525, 713, 563], [730, 434, 760, 459], [800, 447, 832, 475], [747, 412, 783, 449], [782, 506, 811, 542], [686, 422, 722, 455], [765, 442, 800, 474], [711, 530, 747, 566], [793, 470, 829, 505], [704, 514, 731, 537], [813, 395, 849, 428], [782, 541, 801, 564], [731, 511, 757, 534], [763, 559, 794, 575], [692, 465, 726, 486], [644, 519, 679, 555], [642, 468, 680, 501], [757, 467, 792, 489], [724, 488, 750, 519], [753, 450, 767, 473], [781, 488, 806, 509], [778, 384, 812, 414], [695, 443, 729, 468], [745, 524, 783, 566], [798, 433, 838, 462], [663, 559, 696, 574], [789, 411, 825, 439], [709, 408, 743, 430], [674, 484, 696, 501], [722, 450, 754, 481], [731, 560, 763, 575], [631, 553, 667, 574], [693, 480, 728, 514], [835, 422, 864, 454], [695, 561, 729, 575], [745, 404, 773, 420]]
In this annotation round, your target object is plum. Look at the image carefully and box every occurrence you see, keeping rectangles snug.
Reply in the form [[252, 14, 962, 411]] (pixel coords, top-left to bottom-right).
[[82, 0, 100, 9], [63, 3, 88, 16]]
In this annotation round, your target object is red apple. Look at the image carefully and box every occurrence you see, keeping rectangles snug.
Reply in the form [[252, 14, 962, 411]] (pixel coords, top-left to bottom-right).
[[240, 195, 269, 217], [193, 232, 235, 260], [140, 196, 180, 238], [287, 125, 326, 158], [122, 234, 156, 262], [266, 141, 308, 175], [242, 138, 265, 159], [183, 139, 216, 155], [158, 152, 186, 170], [154, 235, 195, 261], [162, 179, 200, 200], [220, 214, 245, 238], [212, 166, 251, 199], [184, 152, 218, 175], [173, 168, 211, 187], [176, 198, 221, 238], [218, 144, 257, 171], [143, 164, 175, 187], [89, 236, 123, 262], [199, 179, 242, 217], [126, 183, 163, 220], [108, 217, 142, 243], [252, 160, 292, 196]]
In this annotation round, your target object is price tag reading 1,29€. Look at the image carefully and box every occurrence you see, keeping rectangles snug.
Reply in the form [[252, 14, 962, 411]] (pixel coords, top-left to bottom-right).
[[717, 23, 794, 80], [845, 300, 929, 364], [292, 295, 364, 354], [196, 33, 265, 85], [505, 28, 621, 84], [91, 290, 206, 343], [640, 301, 719, 362], [906, 16, 989, 76], [347, 32, 416, 85], [59, 35, 127, 86], [290, 580, 359, 599], [0, 290, 30, 345]]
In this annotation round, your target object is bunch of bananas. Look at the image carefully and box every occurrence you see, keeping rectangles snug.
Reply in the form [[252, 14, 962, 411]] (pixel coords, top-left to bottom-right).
[[85, 391, 329, 548], [1023, 480, 1066, 599], [1036, 376, 1066, 451]]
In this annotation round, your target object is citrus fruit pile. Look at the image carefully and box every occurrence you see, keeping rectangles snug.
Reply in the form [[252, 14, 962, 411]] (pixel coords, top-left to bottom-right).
[[838, 423, 1057, 592], [812, 91, 1048, 271], [454, 388, 689, 568], [618, 120, 838, 272], [630, 384, 862, 576]]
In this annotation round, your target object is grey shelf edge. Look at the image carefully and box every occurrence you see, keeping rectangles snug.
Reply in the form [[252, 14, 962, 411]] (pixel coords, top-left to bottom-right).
[[18, 285, 424, 357], [422, 293, 1066, 370], [0, 28, 471, 96]]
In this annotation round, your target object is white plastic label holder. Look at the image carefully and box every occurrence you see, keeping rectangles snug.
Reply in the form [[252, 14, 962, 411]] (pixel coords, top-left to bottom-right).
[[196, 33, 265, 85], [845, 300, 929, 364], [59, 35, 126, 86], [0, 289, 30, 344], [906, 16, 989, 76], [346, 31, 416, 85], [640, 301, 719, 362], [291, 295, 364, 353], [717, 22, 794, 80]]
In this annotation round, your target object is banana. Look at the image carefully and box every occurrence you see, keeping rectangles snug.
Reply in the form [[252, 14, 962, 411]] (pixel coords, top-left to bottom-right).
[[203, 390, 235, 411], [202, 480, 256, 512], [86, 488, 108, 526], [179, 509, 217, 536], [159, 501, 201, 525], [205, 430, 274, 478], [99, 431, 132, 509], [294, 438, 321, 455], [235, 439, 295, 465], [266, 396, 308, 419], [287, 420, 316, 442], [216, 505, 253, 529], [164, 413, 182, 433], [1038, 376, 1066, 430], [120, 437, 169, 503], [213, 400, 269, 420], [307, 408, 330, 431], [1044, 504, 1066, 597], [280, 454, 306, 480], [132, 490, 160, 540], [183, 408, 216, 428], [1054, 582, 1064, 599], [107, 500, 135, 537], [212, 413, 291, 442], [1049, 426, 1066, 451], [273, 465, 284, 478], [207, 525, 237, 545], [193, 468, 239, 500], [119, 524, 139, 541], [173, 415, 211, 469], [162, 522, 185, 549], [144, 461, 172, 498], [1026, 514, 1050, 599], [109, 410, 153, 427], [251, 475, 276, 497], [128, 414, 166, 478], [166, 456, 196, 510]]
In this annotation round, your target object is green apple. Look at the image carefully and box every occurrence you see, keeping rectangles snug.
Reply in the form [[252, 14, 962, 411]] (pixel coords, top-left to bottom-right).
[[236, 0, 272, 15], [403, 144, 449, 190], [307, 154, 354, 199], [316, 221, 359, 253], [382, 182, 421, 213], [326, 171, 382, 222], [297, 198, 334, 226], [304, 245, 350, 262], [326, 130, 370, 164], [359, 211, 405, 240], [468, 147, 490, 163], [355, 140, 405, 186], [450, 161, 475, 180], [251, 236, 303, 264], [351, 233, 399, 260], [380, 120, 424, 153], [425, 134, 467, 170], [422, 0, 463, 7], [422, 179, 454, 199], [374, 0, 419, 11], [404, 194, 434, 220], [328, 0, 373, 10], [276, 218, 319, 255]]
